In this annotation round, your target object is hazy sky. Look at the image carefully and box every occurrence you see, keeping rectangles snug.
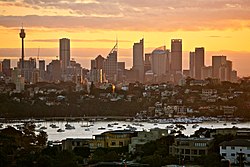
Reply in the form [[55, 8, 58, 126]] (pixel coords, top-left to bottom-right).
[[0, 0, 250, 76]]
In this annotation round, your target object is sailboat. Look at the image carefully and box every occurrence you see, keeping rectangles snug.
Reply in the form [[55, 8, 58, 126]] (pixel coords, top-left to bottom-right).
[[81, 121, 90, 127]]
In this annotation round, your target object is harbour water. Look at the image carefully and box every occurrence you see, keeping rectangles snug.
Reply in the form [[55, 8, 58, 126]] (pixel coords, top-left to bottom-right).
[[2, 120, 250, 141]]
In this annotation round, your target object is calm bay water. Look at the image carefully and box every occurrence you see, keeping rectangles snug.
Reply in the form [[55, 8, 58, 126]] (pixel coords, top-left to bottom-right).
[[2, 120, 250, 141]]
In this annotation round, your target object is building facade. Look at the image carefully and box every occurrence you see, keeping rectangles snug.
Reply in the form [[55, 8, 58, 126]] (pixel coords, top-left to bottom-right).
[[59, 38, 70, 74], [170, 137, 214, 161], [170, 39, 182, 74], [220, 139, 250, 165], [133, 38, 144, 83]]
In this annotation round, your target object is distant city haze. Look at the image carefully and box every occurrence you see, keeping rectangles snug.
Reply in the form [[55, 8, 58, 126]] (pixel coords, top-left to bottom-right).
[[0, 0, 250, 76], [0, 48, 249, 77]]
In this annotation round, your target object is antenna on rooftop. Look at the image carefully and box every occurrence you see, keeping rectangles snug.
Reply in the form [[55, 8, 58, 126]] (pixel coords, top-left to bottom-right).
[[37, 47, 40, 60]]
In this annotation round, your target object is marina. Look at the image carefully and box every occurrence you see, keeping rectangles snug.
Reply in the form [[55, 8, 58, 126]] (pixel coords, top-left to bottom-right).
[[1, 118, 250, 141]]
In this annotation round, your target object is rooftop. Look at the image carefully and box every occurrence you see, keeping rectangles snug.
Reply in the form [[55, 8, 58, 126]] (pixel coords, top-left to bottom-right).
[[219, 139, 250, 147]]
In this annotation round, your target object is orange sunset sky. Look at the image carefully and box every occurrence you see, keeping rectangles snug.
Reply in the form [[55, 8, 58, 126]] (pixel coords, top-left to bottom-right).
[[0, 0, 250, 76]]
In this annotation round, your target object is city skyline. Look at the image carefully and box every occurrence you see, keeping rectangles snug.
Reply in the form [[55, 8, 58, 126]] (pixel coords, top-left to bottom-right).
[[0, 0, 250, 76]]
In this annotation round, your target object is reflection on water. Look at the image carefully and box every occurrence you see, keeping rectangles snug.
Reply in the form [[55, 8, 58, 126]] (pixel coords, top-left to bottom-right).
[[2, 121, 250, 141]]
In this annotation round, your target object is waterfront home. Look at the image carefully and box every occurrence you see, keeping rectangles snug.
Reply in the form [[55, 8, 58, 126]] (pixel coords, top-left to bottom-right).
[[169, 137, 214, 161], [90, 130, 136, 149], [129, 128, 169, 154], [220, 139, 250, 165]]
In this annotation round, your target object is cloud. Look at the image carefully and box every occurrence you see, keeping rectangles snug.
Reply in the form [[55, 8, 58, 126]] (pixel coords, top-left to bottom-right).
[[0, 0, 250, 31], [208, 35, 232, 38], [27, 39, 131, 43]]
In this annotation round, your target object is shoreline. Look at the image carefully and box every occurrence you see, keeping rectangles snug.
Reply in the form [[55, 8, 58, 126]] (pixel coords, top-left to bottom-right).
[[0, 115, 247, 123]]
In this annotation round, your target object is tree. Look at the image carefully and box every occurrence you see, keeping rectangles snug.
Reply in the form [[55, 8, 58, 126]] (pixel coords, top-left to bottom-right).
[[141, 154, 162, 167], [37, 131, 48, 146], [73, 147, 90, 159]]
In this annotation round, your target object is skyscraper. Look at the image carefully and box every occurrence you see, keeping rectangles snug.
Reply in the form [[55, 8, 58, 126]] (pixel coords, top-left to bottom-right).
[[103, 42, 118, 82], [133, 38, 144, 83], [39, 60, 45, 81], [170, 39, 182, 73], [212, 56, 226, 79], [19, 26, 26, 69], [2, 59, 11, 77], [59, 38, 70, 74], [151, 46, 170, 82], [47, 60, 61, 82], [226, 60, 232, 82], [194, 47, 205, 80], [144, 53, 152, 72], [189, 52, 195, 78]]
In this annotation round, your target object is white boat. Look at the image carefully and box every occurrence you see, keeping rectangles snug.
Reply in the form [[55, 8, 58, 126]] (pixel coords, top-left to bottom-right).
[[65, 123, 75, 130], [125, 125, 137, 131], [50, 124, 59, 128], [166, 125, 174, 129], [192, 124, 199, 129], [40, 126, 47, 130], [81, 122, 90, 127], [98, 127, 106, 130], [107, 124, 113, 128]]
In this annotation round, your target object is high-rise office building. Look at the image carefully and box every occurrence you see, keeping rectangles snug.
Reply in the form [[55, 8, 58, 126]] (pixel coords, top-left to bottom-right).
[[194, 47, 205, 80], [103, 43, 118, 82], [47, 60, 61, 82], [95, 55, 105, 69], [59, 38, 70, 74], [231, 70, 238, 83], [17, 58, 36, 83], [201, 66, 212, 80], [170, 39, 182, 73], [212, 56, 227, 79], [39, 60, 45, 71], [0, 61, 2, 73], [144, 53, 152, 72], [133, 38, 144, 83], [2, 59, 11, 77], [226, 60, 232, 82], [89, 69, 103, 83], [118, 62, 125, 82], [39, 60, 45, 81], [151, 46, 170, 77], [189, 52, 195, 78]]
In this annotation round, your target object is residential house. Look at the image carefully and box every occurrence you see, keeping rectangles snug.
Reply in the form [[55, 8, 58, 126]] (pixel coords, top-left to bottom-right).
[[220, 139, 250, 164], [169, 138, 214, 161], [129, 128, 168, 154]]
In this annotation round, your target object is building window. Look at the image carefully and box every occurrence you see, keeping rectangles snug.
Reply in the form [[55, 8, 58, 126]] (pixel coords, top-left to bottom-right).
[[247, 154, 250, 157], [185, 149, 190, 154], [77, 142, 80, 146], [111, 141, 116, 146], [199, 150, 205, 155], [222, 153, 226, 157], [222, 146, 226, 149], [231, 146, 235, 150], [97, 142, 102, 147], [231, 153, 235, 157], [72, 141, 75, 146], [195, 143, 206, 147], [194, 150, 198, 155], [247, 147, 250, 150], [119, 141, 123, 146]]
